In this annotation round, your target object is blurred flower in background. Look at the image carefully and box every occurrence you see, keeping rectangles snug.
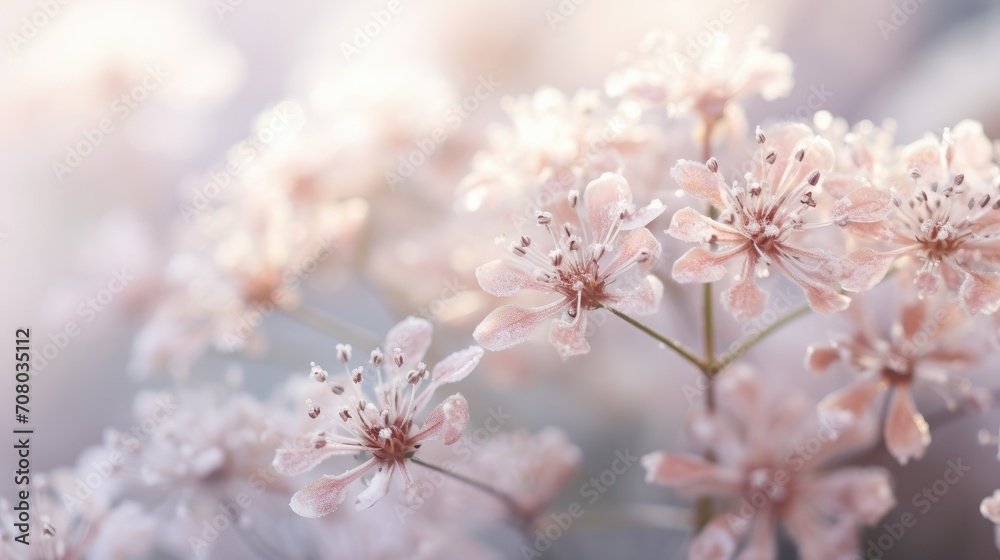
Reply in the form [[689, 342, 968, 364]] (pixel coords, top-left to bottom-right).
[[3, 0, 1000, 559]]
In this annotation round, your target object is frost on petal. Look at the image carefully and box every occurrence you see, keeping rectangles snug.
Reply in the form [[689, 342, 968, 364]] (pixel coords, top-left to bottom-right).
[[607, 228, 662, 274], [721, 274, 768, 321], [273, 443, 363, 477], [884, 387, 930, 465], [914, 269, 940, 299], [416, 393, 470, 445], [980, 490, 1000, 524], [818, 467, 896, 525], [385, 317, 434, 369], [289, 459, 377, 518], [673, 246, 744, 283], [817, 377, 881, 424], [621, 198, 666, 230], [585, 172, 632, 243], [805, 344, 842, 372], [549, 313, 591, 359], [832, 187, 893, 224], [355, 463, 394, 511], [473, 301, 565, 351], [476, 259, 549, 297], [641, 452, 740, 494], [960, 270, 1000, 315], [604, 275, 663, 316], [667, 207, 743, 244], [670, 159, 725, 208], [838, 248, 895, 292], [784, 272, 849, 315], [431, 346, 484, 384]]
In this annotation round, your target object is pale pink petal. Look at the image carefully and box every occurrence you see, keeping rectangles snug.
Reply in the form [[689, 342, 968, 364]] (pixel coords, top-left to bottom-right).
[[813, 467, 896, 525], [621, 199, 666, 231], [673, 245, 747, 283], [805, 344, 841, 372], [414, 393, 469, 445], [604, 275, 663, 315], [902, 136, 947, 184], [273, 443, 369, 477], [641, 452, 741, 494], [549, 312, 590, 359], [980, 490, 1000, 524], [473, 300, 566, 351], [817, 376, 881, 423], [775, 257, 850, 314], [832, 187, 893, 224], [476, 259, 550, 297], [838, 248, 895, 292], [960, 270, 1000, 315], [354, 463, 394, 510], [670, 159, 725, 207], [385, 316, 433, 369], [914, 269, 940, 298], [606, 227, 662, 274], [898, 298, 928, 342], [721, 274, 768, 321], [734, 513, 777, 560], [667, 207, 744, 244], [585, 172, 631, 243], [431, 346, 484, 384], [289, 458, 377, 518], [822, 175, 866, 199], [884, 387, 930, 465], [688, 514, 743, 560]]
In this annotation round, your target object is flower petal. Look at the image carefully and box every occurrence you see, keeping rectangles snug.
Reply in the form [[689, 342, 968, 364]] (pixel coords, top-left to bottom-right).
[[721, 274, 768, 321], [667, 207, 744, 244], [431, 346, 484, 384], [585, 172, 631, 243], [621, 199, 666, 230], [884, 387, 930, 465], [641, 452, 741, 494], [670, 159, 725, 208], [549, 312, 590, 359], [606, 227, 662, 274], [832, 187, 893, 224], [817, 376, 881, 424], [473, 300, 565, 351], [604, 275, 663, 316], [672, 245, 746, 283], [354, 463, 394, 511], [415, 393, 470, 445], [289, 458, 377, 518], [273, 442, 368, 477], [476, 259, 550, 297], [805, 344, 841, 372], [385, 317, 433, 369], [960, 270, 1000, 315], [838, 248, 895, 292]]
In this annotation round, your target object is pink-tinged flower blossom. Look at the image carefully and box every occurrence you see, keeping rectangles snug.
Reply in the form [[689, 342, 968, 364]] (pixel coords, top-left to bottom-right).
[[642, 367, 895, 560], [837, 120, 1000, 315], [981, 489, 1000, 551], [274, 317, 481, 517], [668, 122, 889, 320], [606, 27, 792, 129], [452, 427, 581, 521], [0, 472, 154, 560], [806, 291, 986, 465], [473, 172, 664, 358], [457, 87, 651, 214]]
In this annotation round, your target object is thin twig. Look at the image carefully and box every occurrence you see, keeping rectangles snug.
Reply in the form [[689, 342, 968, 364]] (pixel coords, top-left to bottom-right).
[[410, 457, 529, 528], [599, 305, 706, 370], [716, 304, 813, 370]]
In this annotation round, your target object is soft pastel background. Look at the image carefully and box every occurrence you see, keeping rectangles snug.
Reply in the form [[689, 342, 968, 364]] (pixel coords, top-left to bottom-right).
[[2, 0, 999, 558]]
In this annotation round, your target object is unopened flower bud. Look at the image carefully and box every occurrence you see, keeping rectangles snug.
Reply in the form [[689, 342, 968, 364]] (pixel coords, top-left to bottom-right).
[[336, 344, 351, 363]]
